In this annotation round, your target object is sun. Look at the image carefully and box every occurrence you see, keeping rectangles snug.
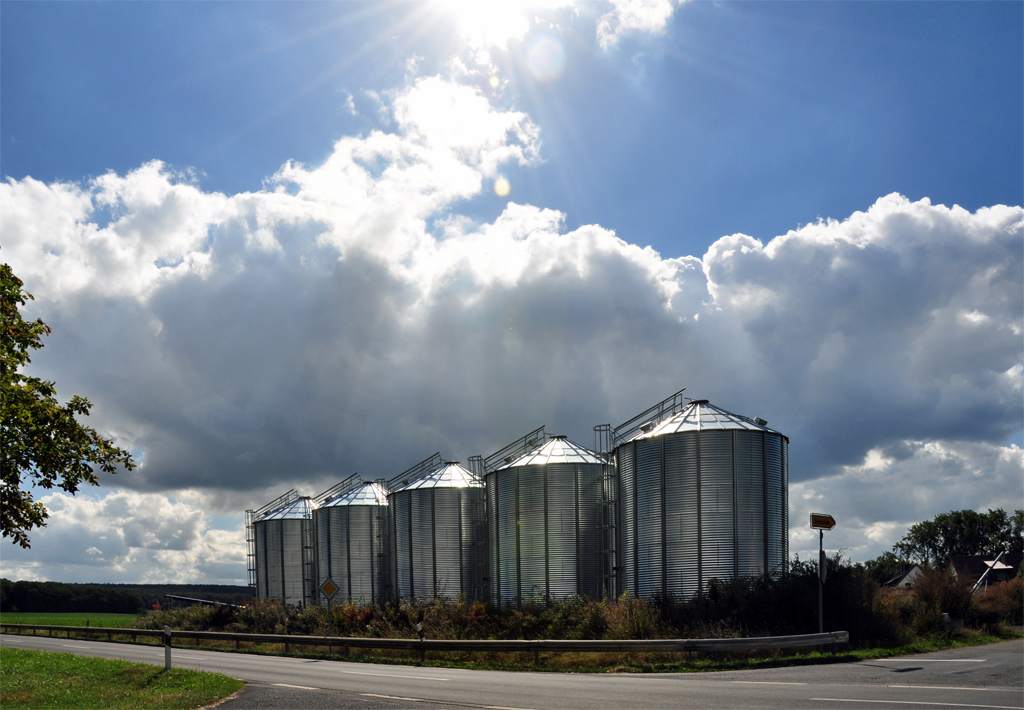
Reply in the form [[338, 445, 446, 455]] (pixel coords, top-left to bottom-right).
[[433, 0, 571, 48]]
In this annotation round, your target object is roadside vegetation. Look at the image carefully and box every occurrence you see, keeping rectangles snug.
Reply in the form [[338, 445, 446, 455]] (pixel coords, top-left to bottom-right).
[[109, 556, 1022, 672], [0, 647, 242, 709]]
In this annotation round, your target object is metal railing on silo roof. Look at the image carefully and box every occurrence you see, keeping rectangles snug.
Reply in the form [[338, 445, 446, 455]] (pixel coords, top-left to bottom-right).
[[466, 455, 485, 479], [387, 453, 443, 490], [483, 425, 547, 473], [609, 387, 688, 448], [315, 473, 362, 505], [246, 489, 301, 595]]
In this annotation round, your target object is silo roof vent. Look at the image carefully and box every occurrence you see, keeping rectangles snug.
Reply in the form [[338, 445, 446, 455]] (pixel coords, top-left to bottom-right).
[[259, 496, 318, 520], [495, 435, 605, 469], [319, 481, 388, 507], [629, 400, 781, 441], [391, 461, 482, 491]]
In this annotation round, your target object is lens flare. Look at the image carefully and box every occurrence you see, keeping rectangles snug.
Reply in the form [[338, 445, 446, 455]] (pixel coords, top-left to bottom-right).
[[527, 33, 565, 82], [494, 177, 511, 196]]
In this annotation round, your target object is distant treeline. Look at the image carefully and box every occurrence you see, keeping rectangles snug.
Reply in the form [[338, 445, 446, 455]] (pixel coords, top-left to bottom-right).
[[98, 584, 253, 609], [0, 580, 254, 614], [0, 579, 143, 614]]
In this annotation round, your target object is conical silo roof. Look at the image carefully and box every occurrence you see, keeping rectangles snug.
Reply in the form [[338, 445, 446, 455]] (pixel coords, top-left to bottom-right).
[[628, 400, 782, 441], [259, 496, 317, 520], [319, 481, 388, 507], [495, 435, 605, 470], [392, 461, 481, 492]]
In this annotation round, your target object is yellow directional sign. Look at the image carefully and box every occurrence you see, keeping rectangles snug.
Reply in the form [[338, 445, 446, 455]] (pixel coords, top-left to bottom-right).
[[319, 579, 339, 599], [810, 513, 836, 530]]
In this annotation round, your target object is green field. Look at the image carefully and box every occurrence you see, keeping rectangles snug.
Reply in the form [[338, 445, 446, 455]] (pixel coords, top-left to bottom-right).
[[0, 612, 140, 628], [0, 647, 243, 709]]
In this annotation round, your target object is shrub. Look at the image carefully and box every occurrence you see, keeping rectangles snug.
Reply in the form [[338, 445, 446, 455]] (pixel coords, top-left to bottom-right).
[[973, 578, 1023, 626]]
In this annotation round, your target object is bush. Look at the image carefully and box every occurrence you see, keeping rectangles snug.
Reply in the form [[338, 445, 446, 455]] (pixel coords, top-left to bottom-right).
[[973, 578, 1023, 626], [125, 559, 1022, 650]]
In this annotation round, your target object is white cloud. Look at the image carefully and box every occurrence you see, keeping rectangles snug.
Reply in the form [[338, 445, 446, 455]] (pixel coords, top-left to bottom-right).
[[1, 71, 1020, 581], [597, 0, 682, 49], [438, 1, 684, 53], [0, 490, 246, 584], [789, 440, 1024, 563]]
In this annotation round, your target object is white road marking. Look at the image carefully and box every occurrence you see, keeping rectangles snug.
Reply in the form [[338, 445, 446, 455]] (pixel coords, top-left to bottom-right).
[[342, 670, 449, 681], [870, 658, 985, 663], [174, 655, 206, 660], [811, 697, 1022, 709], [888, 685, 1017, 693], [3, 638, 22, 642], [273, 683, 320, 691], [61, 644, 90, 649], [733, 680, 808, 685], [361, 694, 539, 710], [362, 693, 424, 702]]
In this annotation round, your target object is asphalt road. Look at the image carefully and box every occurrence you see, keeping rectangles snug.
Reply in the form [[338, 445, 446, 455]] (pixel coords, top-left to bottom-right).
[[2, 632, 1020, 710]]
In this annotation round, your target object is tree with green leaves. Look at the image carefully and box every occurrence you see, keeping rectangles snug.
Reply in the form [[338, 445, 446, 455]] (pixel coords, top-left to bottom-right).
[[892, 508, 1024, 569], [1, 263, 135, 548]]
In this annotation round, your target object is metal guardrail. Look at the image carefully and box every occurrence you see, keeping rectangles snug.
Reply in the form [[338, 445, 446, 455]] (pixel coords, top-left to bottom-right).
[[0, 624, 848, 662]]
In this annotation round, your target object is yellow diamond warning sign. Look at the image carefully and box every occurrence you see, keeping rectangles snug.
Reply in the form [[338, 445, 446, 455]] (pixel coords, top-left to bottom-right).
[[319, 579, 339, 599]]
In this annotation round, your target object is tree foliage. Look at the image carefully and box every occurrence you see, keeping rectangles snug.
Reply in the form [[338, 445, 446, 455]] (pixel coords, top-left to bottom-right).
[[892, 508, 1024, 569], [0, 578, 143, 614], [1, 263, 135, 548]]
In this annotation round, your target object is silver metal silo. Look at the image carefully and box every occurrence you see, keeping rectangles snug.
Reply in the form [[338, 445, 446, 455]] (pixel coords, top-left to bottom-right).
[[609, 391, 789, 602], [485, 429, 611, 607], [247, 491, 318, 607], [388, 456, 487, 603], [313, 478, 391, 605]]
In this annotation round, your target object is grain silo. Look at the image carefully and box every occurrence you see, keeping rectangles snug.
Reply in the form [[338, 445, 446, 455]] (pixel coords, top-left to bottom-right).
[[246, 491, 318, 607], [388, 456, 487, 603], [313, 478, 391, 605], [611, 391, 788, 602], [485, 429, 612, 607]]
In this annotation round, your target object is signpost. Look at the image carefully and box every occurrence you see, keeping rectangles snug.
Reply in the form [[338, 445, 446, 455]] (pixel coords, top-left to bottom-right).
[[810, 513, 836, 634], [319, 579, 339, 639]]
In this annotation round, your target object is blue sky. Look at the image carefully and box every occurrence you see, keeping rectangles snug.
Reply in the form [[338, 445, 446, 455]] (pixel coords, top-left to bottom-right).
[[5, 2, 1019, 256], [1, 1, 1021, 584]]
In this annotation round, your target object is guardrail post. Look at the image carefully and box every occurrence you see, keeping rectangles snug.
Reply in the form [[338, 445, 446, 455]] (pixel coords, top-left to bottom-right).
[[163, 626, 172, 671]]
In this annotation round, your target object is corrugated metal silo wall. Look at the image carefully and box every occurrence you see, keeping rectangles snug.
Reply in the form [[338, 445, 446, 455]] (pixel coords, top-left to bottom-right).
[[486, 463, 606, 607], [615, 430, 788, 601], [253, 519, 315, 606], [390, 488, 487, 602], [255, 522, 268, 599], [314, 506, 391, 605]]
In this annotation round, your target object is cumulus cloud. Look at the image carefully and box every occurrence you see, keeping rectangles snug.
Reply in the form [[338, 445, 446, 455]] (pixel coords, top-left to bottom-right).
[[1, 71, 1020, 581], [443, 1, 684, 52], [597, 0, 683, 49], [790, 440, 1024, 562], [1, 490, 245, 584]]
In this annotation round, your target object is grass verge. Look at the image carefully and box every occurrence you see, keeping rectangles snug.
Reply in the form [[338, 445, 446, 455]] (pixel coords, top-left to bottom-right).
[[0, 612, 140, 628], [0, 647, 243, 709]]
